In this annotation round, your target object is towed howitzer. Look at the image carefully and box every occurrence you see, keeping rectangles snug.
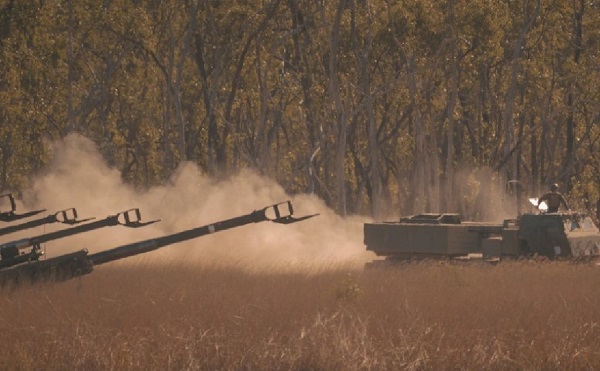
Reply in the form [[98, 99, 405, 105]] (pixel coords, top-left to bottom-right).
[[0, 208, 85, 237], [0, 208, 159, 270], [0, 201, 317, 287], [0, 193, 45, 222]]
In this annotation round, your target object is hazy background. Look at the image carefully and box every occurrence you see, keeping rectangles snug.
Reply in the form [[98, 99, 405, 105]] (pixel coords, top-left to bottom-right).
[[1, 133, 542, 272], [3, 134, 370, 272]]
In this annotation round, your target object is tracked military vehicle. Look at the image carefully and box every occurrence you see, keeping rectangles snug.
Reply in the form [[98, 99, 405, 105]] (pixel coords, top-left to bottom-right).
[[0, 208, 158, 271], [0, 200, 316, 287], [364, 210, 600, 263]]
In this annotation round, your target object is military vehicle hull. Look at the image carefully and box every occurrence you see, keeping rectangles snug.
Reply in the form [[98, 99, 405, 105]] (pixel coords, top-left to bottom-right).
[[365, 213, 600, 262]]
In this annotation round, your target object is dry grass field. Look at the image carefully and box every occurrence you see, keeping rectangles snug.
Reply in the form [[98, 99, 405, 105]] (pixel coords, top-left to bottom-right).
[[1, 259, 600, 370]]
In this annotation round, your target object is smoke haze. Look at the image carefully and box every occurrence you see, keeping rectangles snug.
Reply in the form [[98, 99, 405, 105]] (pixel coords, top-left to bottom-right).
[[7, 134, 370, 272], [2, 134, 546, 273]]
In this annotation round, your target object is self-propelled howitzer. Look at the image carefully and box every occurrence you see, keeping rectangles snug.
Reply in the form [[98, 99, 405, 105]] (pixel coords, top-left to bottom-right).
[[0, 201, 317, 287], [0, 208, 158, 270], [364, 211, 600, 263]]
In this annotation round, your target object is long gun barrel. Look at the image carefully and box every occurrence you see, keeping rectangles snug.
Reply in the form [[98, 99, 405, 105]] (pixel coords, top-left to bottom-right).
[[0, 194, 45, 222], [0, 209, 159, 269], [0, 208, 83, 237], [89, 201, 314, 265], [0, 201, 317, 287]]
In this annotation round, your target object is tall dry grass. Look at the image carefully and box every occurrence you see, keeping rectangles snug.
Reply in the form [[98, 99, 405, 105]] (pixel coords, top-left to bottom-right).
[[1, 260, 600, 370]]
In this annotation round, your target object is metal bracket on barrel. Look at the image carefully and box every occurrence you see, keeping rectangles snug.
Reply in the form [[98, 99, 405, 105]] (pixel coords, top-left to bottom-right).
[[116, 208, 161, 228], [55, 208, 94, 225], [0, 193, 45, 222], [263, 201, 319, 224]]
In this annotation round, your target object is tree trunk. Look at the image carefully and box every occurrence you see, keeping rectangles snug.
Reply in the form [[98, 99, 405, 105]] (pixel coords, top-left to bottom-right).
[[67, 0, 75, 134], [564, 0, 584, 190], [330, 0, 347, 215], [193, 3, 221, 174], [408, 56, 425, 213], [501, 0, 540, 184], [444, 2, 458, 211]]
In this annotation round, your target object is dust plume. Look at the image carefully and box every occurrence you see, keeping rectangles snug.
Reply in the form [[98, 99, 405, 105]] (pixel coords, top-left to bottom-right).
[[400, 162, 537, 223], [6, 134, 369, 272], [452, 166, 520, 222]]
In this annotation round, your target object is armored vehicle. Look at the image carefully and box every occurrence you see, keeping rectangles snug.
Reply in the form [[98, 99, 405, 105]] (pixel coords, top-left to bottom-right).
[[0, 200, 316, 287], [364, 211, 600, 263]]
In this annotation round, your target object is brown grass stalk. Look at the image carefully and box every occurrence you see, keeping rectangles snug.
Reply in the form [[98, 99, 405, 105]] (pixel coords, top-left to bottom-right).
[[1, 260, 600, 370]]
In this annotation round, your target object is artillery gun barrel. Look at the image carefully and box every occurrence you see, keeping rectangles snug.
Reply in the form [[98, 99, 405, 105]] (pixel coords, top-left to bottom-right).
[[0, 209, 158, 271], [0, 208, 81, 237], [0, 208, 156, 252], [0, 193, 45, 222], [89, 201, 314, 265], [0, 201, 317, 288], [10, 215, 118, 248]]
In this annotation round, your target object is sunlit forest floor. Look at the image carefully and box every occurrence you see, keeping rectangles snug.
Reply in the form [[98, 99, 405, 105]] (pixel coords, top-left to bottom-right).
[[1, 259, 600, 370]]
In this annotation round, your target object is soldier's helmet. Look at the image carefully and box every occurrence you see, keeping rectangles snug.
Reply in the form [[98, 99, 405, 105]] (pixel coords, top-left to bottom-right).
[[551, 183, 558, 191]]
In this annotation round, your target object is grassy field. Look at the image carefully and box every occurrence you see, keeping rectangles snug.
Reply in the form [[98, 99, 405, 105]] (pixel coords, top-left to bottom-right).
[[1, 260, 600, 370]]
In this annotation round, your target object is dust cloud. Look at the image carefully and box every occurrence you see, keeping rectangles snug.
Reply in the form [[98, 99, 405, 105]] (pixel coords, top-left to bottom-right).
[[4, 134, 370, 272], [451, 166, 522, 223]]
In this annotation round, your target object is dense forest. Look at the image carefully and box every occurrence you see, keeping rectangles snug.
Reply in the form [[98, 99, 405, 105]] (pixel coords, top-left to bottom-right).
[[0, 0, 598, 220]]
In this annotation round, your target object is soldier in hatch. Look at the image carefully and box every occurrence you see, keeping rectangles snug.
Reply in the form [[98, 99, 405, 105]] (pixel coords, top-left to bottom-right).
[[538, 183, 570, 213]]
